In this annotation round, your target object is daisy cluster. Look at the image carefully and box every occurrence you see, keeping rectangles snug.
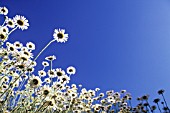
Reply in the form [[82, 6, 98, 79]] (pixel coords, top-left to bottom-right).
[[0, 6, 133, 113], [0, 6, 170, 113]]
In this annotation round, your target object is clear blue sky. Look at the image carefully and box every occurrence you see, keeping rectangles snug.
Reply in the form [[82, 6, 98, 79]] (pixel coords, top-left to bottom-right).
[[1, 0, 170, 108]]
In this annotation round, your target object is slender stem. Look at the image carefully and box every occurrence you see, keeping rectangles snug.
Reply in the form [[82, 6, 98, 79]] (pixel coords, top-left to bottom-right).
[[0, 75, 6, 84], [156, 103, 162, 113], [34, 39, 56, 61], [162, 94, 170, 112], [42, 104, 50, 112], [50, 61, 52, 70], [146, 100, 153, 113], [11, 104, 22, 113], [0, 83, 12, 98], [34, 96, 46, 112], [50, 60, 53, 86], [1, 16, 6, 26], [18, 78, 26, 91], [129, 100, 132, 111], [7, 26, 18, 36]]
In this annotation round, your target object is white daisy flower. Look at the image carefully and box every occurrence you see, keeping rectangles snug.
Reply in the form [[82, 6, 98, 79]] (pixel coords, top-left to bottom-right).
[[95, 88, 100, 92], [21, 47, 29, 52], [42, 61, 49, 67], [27, 67, 34, 73], [56, 68, 65, 78], [30, 61, 37, 67], [2, 84, 8, 90], [13, 80, 20, 88], [41, 85, 51, 96], [3, 76, 9, 82], [5, 18, 15, 28], [44, 97, 56, 109], [71, 84, 77, 88], [55, 81, 63, 89], [53, 28, 68, 43], [0, 7, 8, 15], [7, 43, 16, 53], [26, 42, 35, 50], [13, 15, 29, 30], [44, 78, 51, 84], [0, 31, 7, 42], [0, 26, 9, 34], [38, 70, 46, 77], [60, 75, 70, 84], [67, 66, 76, 75], [6, 42, 10, 46], [99, 93, 104, 97], [29, 75, 42, 88], [69, 92, 77, 99], [16, 62, 26, 70], [22, 74, 28, 79], [120, 90, 126, 94], [14, 41, 23, 49], [20, 49, 33, 59], [48, 69, 56, 78], [19, 53, 29, 61]]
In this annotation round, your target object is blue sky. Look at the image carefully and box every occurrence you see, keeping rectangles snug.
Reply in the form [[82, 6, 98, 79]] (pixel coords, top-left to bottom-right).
[[1, 0, 170, 109]]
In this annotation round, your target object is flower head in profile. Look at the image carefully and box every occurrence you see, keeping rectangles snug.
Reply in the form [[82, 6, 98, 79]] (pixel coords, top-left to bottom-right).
[[13, 15, 29, 30], [53, 28, 68, 43], [67, 66, 76, 75], [45, 55, 56, 61], [0, 7, 8, 15]]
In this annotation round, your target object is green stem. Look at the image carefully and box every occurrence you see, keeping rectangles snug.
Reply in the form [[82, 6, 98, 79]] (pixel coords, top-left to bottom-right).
[[34, 39, 55, 61]]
